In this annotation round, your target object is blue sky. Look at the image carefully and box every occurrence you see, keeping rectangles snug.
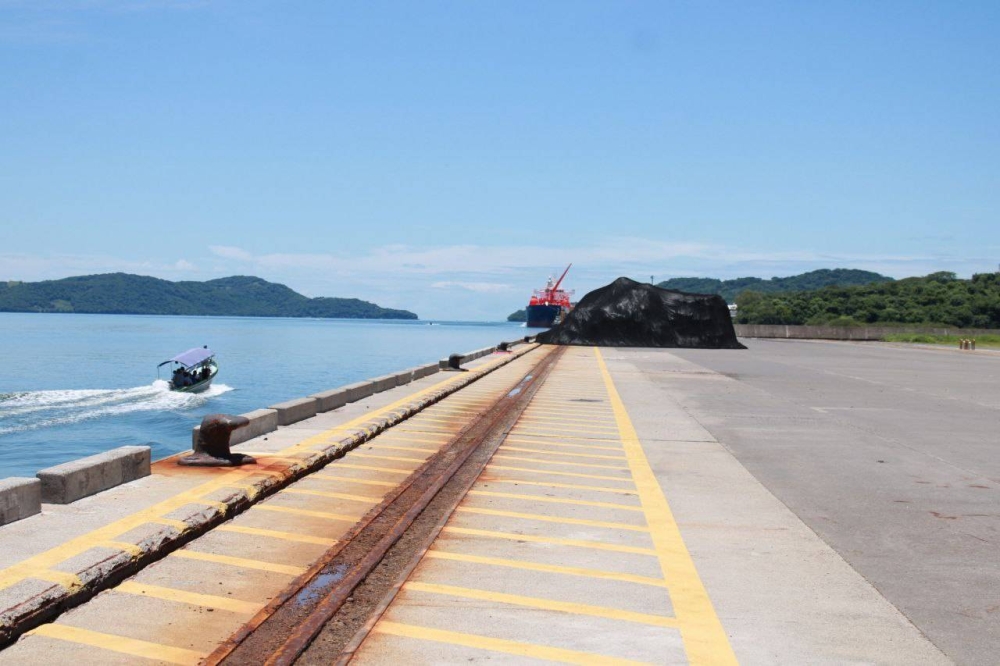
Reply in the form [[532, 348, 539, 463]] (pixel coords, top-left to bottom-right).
[[2, 1, 998, 320]]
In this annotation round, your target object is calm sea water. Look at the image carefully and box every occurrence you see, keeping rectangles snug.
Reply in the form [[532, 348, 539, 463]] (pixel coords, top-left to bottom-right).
[[0, 313, 525, 477]]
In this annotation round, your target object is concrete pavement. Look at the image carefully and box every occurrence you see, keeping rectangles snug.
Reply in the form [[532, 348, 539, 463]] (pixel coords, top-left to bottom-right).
[[3, 339, 992, 663], [651, 339, 1000, 665], [352, 346, 949, 664]]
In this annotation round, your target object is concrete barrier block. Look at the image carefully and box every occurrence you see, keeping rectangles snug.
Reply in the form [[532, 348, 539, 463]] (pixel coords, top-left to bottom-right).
[[415, 363, 439, 379], [368, 374, 395, 393], [269, 397, 319, 426], [0, 477, 42, 526], [343, 381, 375, 403], [394, 369, 415, 386], [311, 388, 348, 413], [230, 409, 279, 446], [37, 446, 151, 504]]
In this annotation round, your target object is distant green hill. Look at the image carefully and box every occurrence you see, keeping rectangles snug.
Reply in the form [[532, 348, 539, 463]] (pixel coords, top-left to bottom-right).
[[657, 269, 893, 302], [0, 274, 418, 319], [507, 309, 527, 322], [736, 272, 1000, 328]]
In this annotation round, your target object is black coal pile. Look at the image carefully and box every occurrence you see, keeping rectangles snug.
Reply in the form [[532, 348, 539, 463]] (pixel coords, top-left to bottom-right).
[[535, 277, 745, 349]]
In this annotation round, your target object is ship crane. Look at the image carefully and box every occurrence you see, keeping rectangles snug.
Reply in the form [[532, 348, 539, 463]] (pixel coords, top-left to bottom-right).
[[547, 263, 571, 301]]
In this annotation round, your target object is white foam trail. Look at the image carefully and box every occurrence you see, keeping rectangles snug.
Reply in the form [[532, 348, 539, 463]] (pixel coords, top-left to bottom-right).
[[0, 382, 234, 436]]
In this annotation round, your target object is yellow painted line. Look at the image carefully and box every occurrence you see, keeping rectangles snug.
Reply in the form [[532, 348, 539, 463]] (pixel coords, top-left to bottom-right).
[[334, 463, 412, 475], [487, 464, 635, 483], [467, 488, 642, 511], [170, 549, 306, 576], [504, 436, 623, 452], [425, 550, 666, 588], [507, 430, 621, 443], [374, 620, 648, 665], [455, 506, 648, 532], [216, 524, 337, 546], [150, 517, 190, 531], [99, 540, 144, 557], [527, 400, 609, 407], [225, 483, 264, 501], [521, 405, 615, 418], [527, 398, 608, 406], [235, 452, 310, 460], [501, 445, 626, 461], [479, 477, 638, 496], [520, 413, 614, 423], [0, 467, 267, 592], [512, 425, 622, 439], [424, 406, 483, 413], [492, 454, 630, 472], [595, 348, 736, 665], [28, 624, 203, 665], [254, 504, 363, 522], [312, 474, 397, 487], [350, 452, 425, 464], [116, 580, 260, 614], [523, 405, 614, 416], [405, 581, 677, 629], [524, 408, 612, 415], [392, 426, 455, 435], [371, 444, 438, 454], [32, 569, 83, 590], [442, 526, 656, 556], [517, 416, 618, 435], [192, 498, 229, 512], [411, 416, 472, 426], [281, 488, 382, 503], [372, 435, 448, 445]]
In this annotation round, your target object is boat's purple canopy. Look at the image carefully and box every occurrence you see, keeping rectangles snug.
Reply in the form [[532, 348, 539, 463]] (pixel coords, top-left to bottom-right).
[[159, 346, 214, 368]]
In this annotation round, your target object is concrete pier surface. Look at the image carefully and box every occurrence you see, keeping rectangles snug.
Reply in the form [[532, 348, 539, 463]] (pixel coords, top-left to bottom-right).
[[0, 340, 995, 664]]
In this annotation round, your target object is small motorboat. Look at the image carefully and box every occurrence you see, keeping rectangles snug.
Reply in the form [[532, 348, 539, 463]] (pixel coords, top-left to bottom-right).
[[158, 346, 218, 393]]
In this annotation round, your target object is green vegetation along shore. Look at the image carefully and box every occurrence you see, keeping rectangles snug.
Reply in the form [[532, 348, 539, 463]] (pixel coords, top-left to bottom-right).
[[507, 309, 527, 322], [656, 268, 892, 302], [736, 272, 1000, 328], [0, 274, 418, 319], [507, 268, 891, 321], [884, 333, 1000, 348]]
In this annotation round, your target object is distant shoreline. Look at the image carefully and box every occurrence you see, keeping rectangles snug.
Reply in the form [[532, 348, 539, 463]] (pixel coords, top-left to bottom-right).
[[0, 273, 419, 320]]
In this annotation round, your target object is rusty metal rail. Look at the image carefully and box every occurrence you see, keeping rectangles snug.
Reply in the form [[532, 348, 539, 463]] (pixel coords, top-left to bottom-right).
[[209, 346, 564, 665]]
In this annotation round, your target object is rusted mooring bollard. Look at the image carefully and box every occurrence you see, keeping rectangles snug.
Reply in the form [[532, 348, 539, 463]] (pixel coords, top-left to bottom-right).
[[445, 353, 468, 372], [179, 414, 256, 467]]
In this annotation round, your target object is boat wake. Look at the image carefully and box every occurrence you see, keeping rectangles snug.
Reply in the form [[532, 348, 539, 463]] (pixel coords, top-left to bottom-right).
[[0, 381, 234, 436]]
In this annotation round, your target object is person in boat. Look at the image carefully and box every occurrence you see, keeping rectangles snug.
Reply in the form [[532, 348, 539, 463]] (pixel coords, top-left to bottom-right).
[[172, 367, 185, 386]]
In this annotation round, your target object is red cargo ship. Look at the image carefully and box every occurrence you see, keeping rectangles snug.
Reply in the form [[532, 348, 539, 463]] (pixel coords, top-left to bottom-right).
[[525, 264, 574, 328]]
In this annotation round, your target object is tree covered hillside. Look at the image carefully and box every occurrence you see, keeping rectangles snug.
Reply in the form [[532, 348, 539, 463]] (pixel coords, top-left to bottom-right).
[[736, 272, 1000, 328], [657, 269, 892, 302], [0, 274, 418, 319], [507, 309, 527, 322]]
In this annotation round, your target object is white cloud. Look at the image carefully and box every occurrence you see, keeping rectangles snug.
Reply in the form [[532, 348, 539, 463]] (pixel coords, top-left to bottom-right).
[[208, 245, 253, 261], [430, 281, 514, 293], [174, 259, 196, 271]]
